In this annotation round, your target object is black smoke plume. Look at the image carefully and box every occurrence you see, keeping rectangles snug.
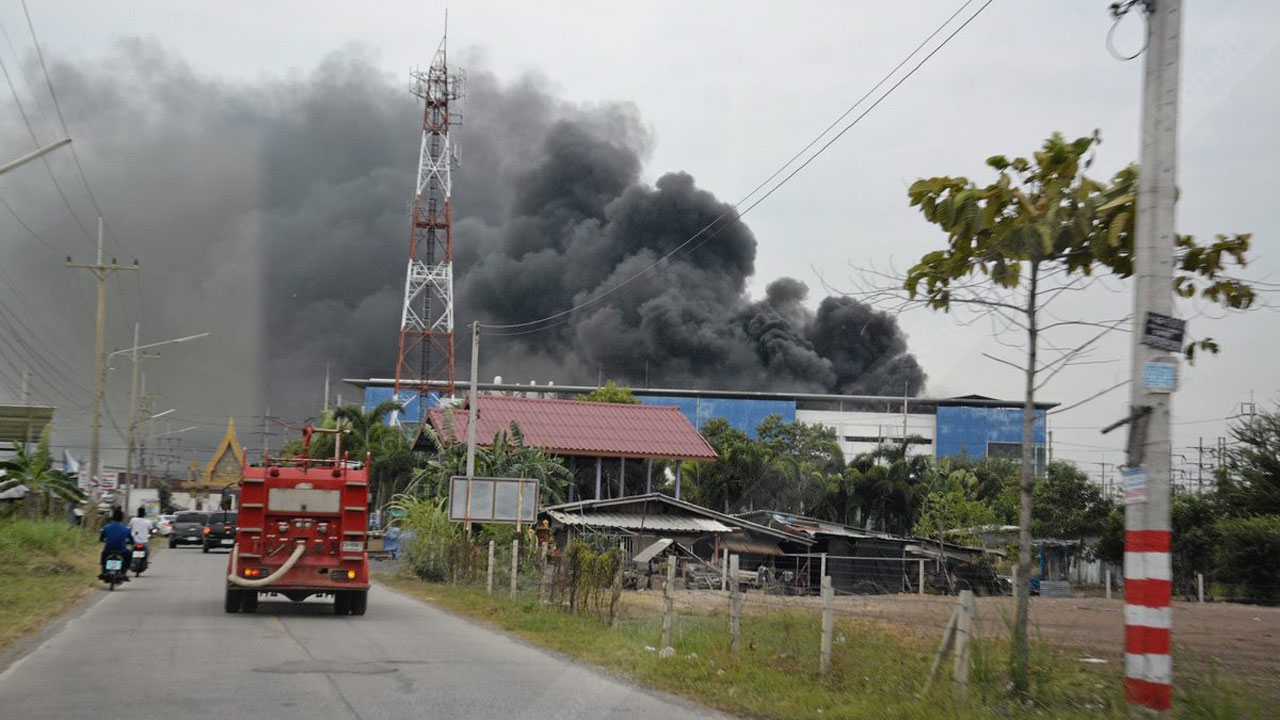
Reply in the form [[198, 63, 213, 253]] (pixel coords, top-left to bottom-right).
[[0, 41, 924, 463]]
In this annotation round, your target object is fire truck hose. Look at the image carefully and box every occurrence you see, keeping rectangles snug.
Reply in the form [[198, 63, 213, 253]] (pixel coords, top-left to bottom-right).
[[226, 542, 307, 588]]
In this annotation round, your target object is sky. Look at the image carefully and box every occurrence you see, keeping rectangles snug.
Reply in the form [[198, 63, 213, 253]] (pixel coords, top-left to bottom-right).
[[0, 0, 1276, 488]]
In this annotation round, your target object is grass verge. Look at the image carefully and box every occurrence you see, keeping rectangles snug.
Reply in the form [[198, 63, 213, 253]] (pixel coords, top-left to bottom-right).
[[377, 571, 1273, 720], [0, 519, 110, 654]]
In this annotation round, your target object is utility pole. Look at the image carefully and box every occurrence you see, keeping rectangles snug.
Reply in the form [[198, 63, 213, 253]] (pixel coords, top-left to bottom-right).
[[67, 217, 137, 527], [464, 320, 479, 535], [1122, 0, 1181, 713], [323, 365, 331, 413]]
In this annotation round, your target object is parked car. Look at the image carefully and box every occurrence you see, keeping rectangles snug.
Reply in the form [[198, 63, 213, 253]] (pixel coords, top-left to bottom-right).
[[202, 511, 238, 553], [169, 511, 209, 548]]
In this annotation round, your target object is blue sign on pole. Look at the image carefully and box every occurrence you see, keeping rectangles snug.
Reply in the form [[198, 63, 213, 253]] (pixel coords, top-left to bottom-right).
[[1142, 360, 1177, 392]]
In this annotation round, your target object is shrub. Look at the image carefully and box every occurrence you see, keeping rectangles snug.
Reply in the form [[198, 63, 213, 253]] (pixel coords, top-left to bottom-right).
[[1215, 515, 1280, 604]]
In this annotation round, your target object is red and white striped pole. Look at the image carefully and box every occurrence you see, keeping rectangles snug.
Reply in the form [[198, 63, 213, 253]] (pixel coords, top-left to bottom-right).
[[1124, 0, 1181, 713]]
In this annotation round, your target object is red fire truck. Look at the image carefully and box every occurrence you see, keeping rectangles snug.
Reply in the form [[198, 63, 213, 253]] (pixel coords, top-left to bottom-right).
[[225, 426, 370, 615]]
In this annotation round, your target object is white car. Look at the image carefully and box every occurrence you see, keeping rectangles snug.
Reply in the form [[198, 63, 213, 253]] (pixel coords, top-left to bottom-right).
[[154, 514, 175, 536]]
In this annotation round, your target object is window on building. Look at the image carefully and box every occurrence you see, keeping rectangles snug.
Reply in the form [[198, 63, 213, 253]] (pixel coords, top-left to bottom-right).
[[986, 442, 1047, 475]]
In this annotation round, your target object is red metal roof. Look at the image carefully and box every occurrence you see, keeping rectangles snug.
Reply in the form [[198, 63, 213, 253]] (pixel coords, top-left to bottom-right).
[[427, 395, 717, 461]]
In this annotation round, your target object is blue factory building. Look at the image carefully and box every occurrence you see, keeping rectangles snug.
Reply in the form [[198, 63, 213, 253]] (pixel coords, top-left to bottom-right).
[[353, 379, 1052, 468]]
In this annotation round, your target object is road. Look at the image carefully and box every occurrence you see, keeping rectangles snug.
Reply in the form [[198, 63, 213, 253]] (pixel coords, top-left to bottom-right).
[[0, 550, 727, 720]]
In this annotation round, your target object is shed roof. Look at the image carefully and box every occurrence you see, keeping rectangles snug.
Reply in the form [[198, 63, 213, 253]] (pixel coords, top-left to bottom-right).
[[547, 493, 810, 545], [426, 395, 717, 461], [547, 509, 732, 533]]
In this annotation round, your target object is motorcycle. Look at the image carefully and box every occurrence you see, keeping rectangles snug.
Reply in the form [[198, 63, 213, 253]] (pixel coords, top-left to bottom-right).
[[101, 550, 128, 590], [131, 542, 149, 576]]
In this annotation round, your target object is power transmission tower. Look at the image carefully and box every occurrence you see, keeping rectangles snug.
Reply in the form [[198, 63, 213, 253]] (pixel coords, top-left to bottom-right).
[[394, 29, 464, 419], [1120, 0, 1181, 713], [66, 217, 137, 524]]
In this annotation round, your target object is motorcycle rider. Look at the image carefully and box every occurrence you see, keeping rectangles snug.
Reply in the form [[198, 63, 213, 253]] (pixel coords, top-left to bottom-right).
[[99, 507, 131, 582], [127, 506, 152, 570]]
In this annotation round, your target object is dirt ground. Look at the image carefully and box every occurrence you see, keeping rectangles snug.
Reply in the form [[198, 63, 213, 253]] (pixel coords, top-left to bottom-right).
[[626, 589, 1280, 693]]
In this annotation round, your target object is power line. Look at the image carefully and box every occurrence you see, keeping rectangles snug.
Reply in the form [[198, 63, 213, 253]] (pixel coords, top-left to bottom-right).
[[479, 0, 996, 334], [0, 49, 94, 243], [19, 0, 131, 257]]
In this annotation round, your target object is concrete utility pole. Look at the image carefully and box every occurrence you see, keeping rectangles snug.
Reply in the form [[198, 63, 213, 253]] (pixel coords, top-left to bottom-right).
[[1123, 0, 1181, 713], [67, 218, 137, 526], [464, 320, 480, 534]]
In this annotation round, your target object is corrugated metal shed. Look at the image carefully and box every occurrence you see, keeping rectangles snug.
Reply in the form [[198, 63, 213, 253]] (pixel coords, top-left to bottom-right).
[[546, 509, 732, 533], [427, 395, 718, 461]]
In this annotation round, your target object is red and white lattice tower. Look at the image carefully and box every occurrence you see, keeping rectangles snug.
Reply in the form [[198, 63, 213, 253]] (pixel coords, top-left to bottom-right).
[[395, 36, 462, 414]]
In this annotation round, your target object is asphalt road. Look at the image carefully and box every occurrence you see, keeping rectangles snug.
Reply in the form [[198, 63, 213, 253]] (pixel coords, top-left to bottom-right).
[[0, 549, 727, 720]]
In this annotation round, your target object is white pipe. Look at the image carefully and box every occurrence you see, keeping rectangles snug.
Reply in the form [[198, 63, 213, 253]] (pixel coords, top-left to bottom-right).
[[226, 542, 306, 588]]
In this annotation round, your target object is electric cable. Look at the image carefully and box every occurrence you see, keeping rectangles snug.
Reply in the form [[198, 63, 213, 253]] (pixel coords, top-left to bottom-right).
[[479, 0, 996, 334], [20, 0, 131, 256]]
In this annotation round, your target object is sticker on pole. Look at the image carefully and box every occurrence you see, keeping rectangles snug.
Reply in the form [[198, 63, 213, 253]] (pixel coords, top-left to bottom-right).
[[1122, 467, 1146, 505], [1141, 312, 1186, 353], [1142, 360, 1178, 392], [448, 477, 539, 524]]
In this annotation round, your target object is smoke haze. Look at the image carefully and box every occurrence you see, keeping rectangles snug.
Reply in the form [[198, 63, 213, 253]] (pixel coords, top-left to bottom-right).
[[0, 41, 924, 461]]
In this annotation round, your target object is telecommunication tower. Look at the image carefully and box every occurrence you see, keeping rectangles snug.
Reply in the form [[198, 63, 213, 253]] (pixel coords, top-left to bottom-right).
[[395, 35, 463, 413]]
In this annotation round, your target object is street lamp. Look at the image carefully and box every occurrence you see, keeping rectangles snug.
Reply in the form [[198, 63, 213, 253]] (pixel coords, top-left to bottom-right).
[[103, 324, 208, 513], [0, 137, 71, 177]]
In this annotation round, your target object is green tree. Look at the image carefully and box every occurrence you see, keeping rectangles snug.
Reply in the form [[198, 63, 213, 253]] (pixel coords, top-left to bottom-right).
[[901, 131, 1253, 694], [1031, 461, 1115, 544], [580, 380, 640, 404], [0, 428, 84, 519], [913, 467, 999, 545], [1215, 515, 1280, 604], [412, 420, 571, 506], [685, 418, 751, 513], [1217, 408, 1280, 516]]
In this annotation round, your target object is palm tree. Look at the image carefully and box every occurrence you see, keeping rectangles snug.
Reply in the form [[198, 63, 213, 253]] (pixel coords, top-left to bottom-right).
[[1, 430, 84, 519]]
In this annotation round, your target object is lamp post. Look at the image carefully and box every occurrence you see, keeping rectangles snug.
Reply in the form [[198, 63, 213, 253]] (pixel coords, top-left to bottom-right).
[[106, 325, 209, 513], [0, 137, 71, 177]]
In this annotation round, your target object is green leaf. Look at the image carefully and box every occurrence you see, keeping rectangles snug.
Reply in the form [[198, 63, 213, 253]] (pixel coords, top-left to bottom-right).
[[1107, 211, 1128, 247]]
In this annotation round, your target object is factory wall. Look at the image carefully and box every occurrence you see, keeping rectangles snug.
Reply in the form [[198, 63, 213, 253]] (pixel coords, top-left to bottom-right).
[[795, 409, 936, 461], [637, 396, 795, 438], [934, 406, 1047, 472]]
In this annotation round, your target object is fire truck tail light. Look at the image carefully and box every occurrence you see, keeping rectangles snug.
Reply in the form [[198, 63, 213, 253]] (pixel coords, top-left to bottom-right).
[[242, 568, 263, 578], [347, 570, 356, 580]]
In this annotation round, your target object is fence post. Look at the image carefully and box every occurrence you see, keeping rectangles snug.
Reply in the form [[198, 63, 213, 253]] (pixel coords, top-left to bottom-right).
[[820, 553, 827, 584], [487, 540, 495, 595], [1105, 568, 1112, 601], [918, 559, 925, 596], [721, 547, 728, 592], [951, 590, 974, 701], [820, 575, 833, 677], [729, 554, 741, 656], [1198, 573, 1205, 603], [1011, 565, 1018, 597], [538, 542, 549, 605], [510, 539, 519, 599], [609, 542, 624, 628], [661, 555, 676, 648]]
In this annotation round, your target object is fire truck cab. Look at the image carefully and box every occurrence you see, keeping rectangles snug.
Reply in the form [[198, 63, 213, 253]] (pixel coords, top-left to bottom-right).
[[225, 428, 370, 615]]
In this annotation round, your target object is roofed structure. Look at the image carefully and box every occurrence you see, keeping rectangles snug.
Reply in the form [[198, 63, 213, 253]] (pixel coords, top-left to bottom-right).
[[425, 395, 717, 461]]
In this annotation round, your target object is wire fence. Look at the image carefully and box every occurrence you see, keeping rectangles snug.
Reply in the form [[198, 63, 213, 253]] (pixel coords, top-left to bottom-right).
[[407, 539, 1280, 698]]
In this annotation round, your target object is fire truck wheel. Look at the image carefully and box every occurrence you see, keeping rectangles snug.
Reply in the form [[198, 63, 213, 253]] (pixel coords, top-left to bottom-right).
[[224, 588, 241, 614], [240, 591, 258, 613], [334, 592, 350, 615], [349, 590, 367, 616]]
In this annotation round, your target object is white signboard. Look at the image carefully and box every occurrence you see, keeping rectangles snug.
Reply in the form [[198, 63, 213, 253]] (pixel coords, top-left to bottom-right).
[[449, 476, 539, 524], [1122, 467, 1146, 505]]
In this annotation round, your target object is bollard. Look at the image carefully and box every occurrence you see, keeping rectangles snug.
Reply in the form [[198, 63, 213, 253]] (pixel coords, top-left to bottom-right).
[[1198, 573, 1204, 603], [1105, 568, 1112, 601], [919, 559, 926, 596]]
